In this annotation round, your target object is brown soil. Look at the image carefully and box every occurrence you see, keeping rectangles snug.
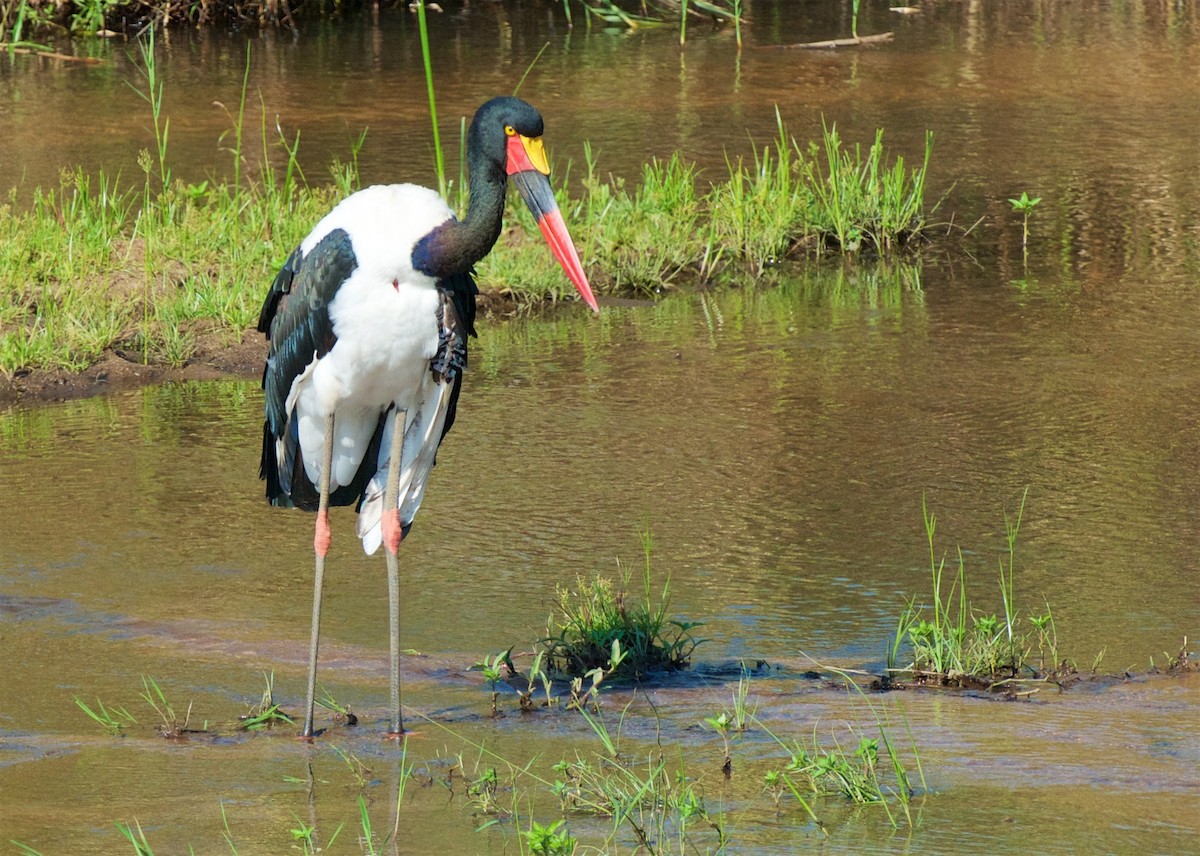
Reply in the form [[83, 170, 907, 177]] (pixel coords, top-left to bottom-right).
[[0, 328, 266, 406], [0, 292, 521, 407]]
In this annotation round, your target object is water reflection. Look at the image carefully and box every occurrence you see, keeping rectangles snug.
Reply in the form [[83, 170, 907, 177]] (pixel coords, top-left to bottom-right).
[[4, 256, 1197, 669]]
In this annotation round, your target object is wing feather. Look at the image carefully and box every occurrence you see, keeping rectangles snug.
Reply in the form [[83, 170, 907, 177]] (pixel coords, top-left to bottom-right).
[[258, 229, 360, 508]]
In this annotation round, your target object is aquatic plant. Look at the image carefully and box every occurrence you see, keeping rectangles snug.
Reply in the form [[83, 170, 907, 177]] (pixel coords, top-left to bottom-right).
[[702, 710, 733, 774], [517, 649, 555, 712], [139, 674, 198, 738], [1009, 190, 1041, 263], [887, 490, 1071, 690], [115, 819, 155, 855], [551, 748, 722, 853], [804, 122, 933, 254], [471, 648, 514, 717], [702, 668, 756, 774], [73, 695, 137, 736], [539, 529, 704, 680], [238, 671, 294, 731], [580, 151, 707, 293], [330, 744, 373, 790], [315, 685, 358, 725], [710, 111, 811, 274], [756, 675, 924, 830], [523, 819, 576, 856]]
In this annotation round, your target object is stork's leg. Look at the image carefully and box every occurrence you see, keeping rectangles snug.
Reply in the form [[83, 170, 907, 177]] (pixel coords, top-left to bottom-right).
[[382, 406, 407, 736], [303, 412, 336, 739]]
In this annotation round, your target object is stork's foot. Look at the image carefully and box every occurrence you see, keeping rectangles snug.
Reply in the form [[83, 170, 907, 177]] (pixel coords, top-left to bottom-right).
[[382, 508, 404, 555]]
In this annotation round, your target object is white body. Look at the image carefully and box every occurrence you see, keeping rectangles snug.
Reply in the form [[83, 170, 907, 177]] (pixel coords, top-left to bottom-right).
[[283, 183, 459, 554]]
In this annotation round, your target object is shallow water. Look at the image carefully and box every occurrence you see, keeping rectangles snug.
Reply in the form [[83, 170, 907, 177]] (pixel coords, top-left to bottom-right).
[[4, 0, 1200, 852]]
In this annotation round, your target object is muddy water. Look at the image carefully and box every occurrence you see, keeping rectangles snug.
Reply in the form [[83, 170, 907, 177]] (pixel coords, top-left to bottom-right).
[[4, 1, 1200, 853]]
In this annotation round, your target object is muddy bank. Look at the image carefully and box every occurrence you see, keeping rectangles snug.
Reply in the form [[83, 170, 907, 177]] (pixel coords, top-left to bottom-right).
[[0, 329, 263, 406], [0, 292, 520, 406]]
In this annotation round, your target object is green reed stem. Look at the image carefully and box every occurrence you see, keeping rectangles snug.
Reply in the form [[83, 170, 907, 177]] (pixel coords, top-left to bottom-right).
[[414, 0, 445, 196]]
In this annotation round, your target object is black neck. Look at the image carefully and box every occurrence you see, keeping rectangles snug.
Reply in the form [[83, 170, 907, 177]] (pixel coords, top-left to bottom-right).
[[411, 162, 506, 281]]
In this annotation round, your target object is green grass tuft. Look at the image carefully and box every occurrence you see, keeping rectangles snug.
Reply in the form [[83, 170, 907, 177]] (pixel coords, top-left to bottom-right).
[[539, 529, 704, 681], [887, 489, 1068, 690]]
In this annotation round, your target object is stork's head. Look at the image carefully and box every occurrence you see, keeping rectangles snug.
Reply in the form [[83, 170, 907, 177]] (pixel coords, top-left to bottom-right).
[[471, 97, 599, 313]]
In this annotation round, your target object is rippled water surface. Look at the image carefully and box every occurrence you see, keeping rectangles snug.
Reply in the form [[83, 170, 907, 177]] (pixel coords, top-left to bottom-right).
[[3, 1, 1200, 852]]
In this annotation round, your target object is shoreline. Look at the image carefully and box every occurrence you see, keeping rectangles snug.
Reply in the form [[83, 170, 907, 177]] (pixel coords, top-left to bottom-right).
[[0, 327, 263, 406], [0, 291, 521, 407]]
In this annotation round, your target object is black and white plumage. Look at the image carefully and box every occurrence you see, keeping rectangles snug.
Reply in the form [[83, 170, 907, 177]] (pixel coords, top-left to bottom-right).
[[257, 97, 598, 737], [258, 185, 476, 553]]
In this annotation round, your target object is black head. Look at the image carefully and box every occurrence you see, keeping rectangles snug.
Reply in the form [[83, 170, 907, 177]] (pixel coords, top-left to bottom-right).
[[468, 97, 546, 172], [412, 96, 569, 283]]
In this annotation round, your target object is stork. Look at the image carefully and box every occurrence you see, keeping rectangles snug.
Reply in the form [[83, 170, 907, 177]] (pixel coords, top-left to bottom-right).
[[257, 96, 598, 738]]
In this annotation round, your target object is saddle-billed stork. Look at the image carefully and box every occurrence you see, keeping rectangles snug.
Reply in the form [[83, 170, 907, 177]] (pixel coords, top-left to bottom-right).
[[257, 96, 598, 738]]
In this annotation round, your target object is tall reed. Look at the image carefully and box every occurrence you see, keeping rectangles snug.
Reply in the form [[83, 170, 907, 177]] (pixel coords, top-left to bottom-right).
[[413, 0, 445, 195]]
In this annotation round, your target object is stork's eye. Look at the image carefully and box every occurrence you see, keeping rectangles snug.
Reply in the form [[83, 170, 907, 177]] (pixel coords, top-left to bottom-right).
[[504, 125, 517, 136]]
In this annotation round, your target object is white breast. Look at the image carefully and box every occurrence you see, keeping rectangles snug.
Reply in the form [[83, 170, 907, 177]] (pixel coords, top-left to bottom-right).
[[291, 183, 458, 492]]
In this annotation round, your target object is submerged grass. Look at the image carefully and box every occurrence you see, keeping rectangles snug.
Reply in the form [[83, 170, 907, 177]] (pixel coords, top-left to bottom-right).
[[0, 35, 939, 381], [37, 672, 920, 854]]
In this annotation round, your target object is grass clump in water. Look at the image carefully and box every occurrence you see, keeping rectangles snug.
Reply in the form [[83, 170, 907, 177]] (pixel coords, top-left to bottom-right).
[[709, 108, 816, 274], [73, 694, 137, 736], [540, 529, 704, 681], [760, 713, 922, 830], [804, 122, 933, 255], [887, 490, 1067, 690]]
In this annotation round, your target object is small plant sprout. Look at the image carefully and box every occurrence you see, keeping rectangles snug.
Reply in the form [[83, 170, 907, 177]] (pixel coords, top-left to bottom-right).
[[240, 671, 294, 730], [73, 696, 136, 736], [518, 649, 554, 712], [763, 768, 787, 810], [1009, 191, 1041, 257], [330, 744, 374, 791], [139, 675, 196, 738], [315, 686, 357, 726], [1029, 604, 1058, 672], [730, 668, 757, 731], [567, 638, 627, 713], [289, 815, 318, 855], [703, 710, 733, 776], [467, 767, 501, 815], [524, 819, 577, 856], [472, 648, 514, 716]]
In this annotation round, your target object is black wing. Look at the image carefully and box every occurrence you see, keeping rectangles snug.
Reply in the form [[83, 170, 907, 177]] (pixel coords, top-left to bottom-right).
[[258, 229, 362, 508]]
